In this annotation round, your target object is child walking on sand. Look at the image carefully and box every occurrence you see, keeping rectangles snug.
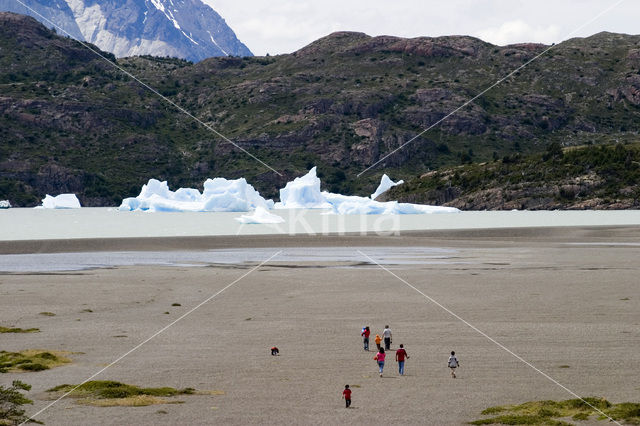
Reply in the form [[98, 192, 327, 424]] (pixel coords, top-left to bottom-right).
[[342, 385, 351, 408], [374, 334, 382, 351], [448, 351, 459, 378], [374, 347, 386, 377]]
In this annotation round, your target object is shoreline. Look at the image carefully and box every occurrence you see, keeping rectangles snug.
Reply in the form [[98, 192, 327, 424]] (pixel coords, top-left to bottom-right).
[[3, 225, 640, 254]]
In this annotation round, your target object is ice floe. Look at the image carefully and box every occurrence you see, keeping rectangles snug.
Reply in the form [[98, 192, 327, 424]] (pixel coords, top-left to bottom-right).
[[36, 194, 81, 209], [236, 207, 285, 224], [323, 192, 458, 215]]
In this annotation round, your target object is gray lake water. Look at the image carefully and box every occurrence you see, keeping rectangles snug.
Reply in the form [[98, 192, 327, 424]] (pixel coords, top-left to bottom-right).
[[2, 208, 640, 241]]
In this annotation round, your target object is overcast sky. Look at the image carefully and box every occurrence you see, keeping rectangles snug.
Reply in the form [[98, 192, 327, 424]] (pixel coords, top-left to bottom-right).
[[204, 0, 638, 56]]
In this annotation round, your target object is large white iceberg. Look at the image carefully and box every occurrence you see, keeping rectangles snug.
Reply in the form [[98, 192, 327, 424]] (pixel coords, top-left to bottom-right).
[[275, 167, 332, 209], [275, 168, 458, 215], [371, 174, 404, 200], [236, 207, 285, 224], [119, 178, 274, 212], [117, 167, 458, 215], [37, 194, 81, 209]]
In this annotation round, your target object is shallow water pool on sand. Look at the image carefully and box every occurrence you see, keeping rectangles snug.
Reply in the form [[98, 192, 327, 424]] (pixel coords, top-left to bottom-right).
[[0, 246, 465, 272]]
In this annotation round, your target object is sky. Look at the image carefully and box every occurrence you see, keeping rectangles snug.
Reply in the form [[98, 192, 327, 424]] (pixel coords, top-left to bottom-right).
[[204, 0, 638, 56]]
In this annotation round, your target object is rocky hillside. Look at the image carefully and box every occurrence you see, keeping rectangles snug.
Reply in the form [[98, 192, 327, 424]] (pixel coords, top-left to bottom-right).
[[384, 142, 640, 210], [1, 13, 639, 207], [0, 0, 252, 61]]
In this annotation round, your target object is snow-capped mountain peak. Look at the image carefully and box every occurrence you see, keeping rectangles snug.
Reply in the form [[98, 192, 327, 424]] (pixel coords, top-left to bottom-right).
[[0, 0, 252, 61]]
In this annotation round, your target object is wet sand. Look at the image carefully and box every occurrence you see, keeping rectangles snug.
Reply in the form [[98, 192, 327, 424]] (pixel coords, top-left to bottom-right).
[[1, 227, 639, 425]]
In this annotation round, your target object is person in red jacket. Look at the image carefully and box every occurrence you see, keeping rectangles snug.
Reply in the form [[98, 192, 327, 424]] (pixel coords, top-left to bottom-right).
[[361, 326, 370, 351], [342, 384, 352, 408], [395, 344, 409, 375]]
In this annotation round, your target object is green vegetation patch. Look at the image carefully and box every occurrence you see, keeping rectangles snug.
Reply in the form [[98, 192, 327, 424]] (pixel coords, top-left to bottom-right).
[[471, 397, 640, 425], [0, 327, 39, 333], [0, 380, 38, 425], [46, 381, 221, 407], [0, 350, 71, 373]]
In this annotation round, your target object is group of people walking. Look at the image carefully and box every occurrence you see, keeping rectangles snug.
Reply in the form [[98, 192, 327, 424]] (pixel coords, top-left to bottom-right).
[[343, 325, 461, 407], [360, 325, 392, 352], [363, 325, 407, 377]]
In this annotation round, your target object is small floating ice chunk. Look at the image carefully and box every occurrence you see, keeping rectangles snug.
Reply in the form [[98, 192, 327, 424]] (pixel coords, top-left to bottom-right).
[[37, 194, 81, 209], [371, 174, 404, 200], [236, 207, 285, 224], [275, 167, 332, 209]]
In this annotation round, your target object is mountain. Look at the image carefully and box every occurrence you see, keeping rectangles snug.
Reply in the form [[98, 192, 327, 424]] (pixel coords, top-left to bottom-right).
[[0, 0, 252, 61], [382, 142, 640, 210], [0, 0, 83, 39], [1, 13, 640, 207]]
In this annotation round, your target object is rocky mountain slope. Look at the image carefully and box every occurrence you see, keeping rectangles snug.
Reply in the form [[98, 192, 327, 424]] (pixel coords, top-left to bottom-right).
[[1, 13, 639, 207], [383, 142, 640, 210], [0, 0, 251, 61]]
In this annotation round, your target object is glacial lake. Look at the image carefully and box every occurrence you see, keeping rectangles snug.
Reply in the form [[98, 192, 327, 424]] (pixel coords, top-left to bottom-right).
[[2, 207, 640, 241]]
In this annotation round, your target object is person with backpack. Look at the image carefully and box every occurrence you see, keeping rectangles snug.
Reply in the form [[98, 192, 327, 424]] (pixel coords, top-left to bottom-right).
[[361, 326, 370, 351], [448, 350, 460, 378]]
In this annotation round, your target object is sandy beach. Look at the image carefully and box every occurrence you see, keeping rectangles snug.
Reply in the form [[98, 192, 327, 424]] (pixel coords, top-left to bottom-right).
[[2, 226, 639, 425]]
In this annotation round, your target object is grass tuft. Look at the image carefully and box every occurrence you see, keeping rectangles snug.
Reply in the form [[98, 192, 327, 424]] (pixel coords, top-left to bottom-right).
[[46, 381, 215, 407], [0, 350, 71, 373], [472, 397, 639, 425], [79, 394, 185, 407], [0, 326, 39, 333]]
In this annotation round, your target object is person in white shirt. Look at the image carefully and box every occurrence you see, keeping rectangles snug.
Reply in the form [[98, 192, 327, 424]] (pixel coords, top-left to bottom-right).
[[382, 325, 392, 350], [448, 351, 460, 378]]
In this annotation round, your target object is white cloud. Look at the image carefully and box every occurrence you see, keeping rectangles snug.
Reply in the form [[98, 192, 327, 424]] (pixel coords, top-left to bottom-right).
[[475, 20, 561, 46], [203, 0, 638, 56]]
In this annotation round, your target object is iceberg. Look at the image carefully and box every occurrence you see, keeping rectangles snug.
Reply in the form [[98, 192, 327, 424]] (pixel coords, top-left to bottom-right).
[[117, 167, 458, 215], [236, 207, 285, 224], [119, 178, 274, 212], [37, 194, 81, 209], [323, 191, 458, 215], [371, 174, 404, 200], [275, 168, 458, 215], [275, 167, 332, 209]]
